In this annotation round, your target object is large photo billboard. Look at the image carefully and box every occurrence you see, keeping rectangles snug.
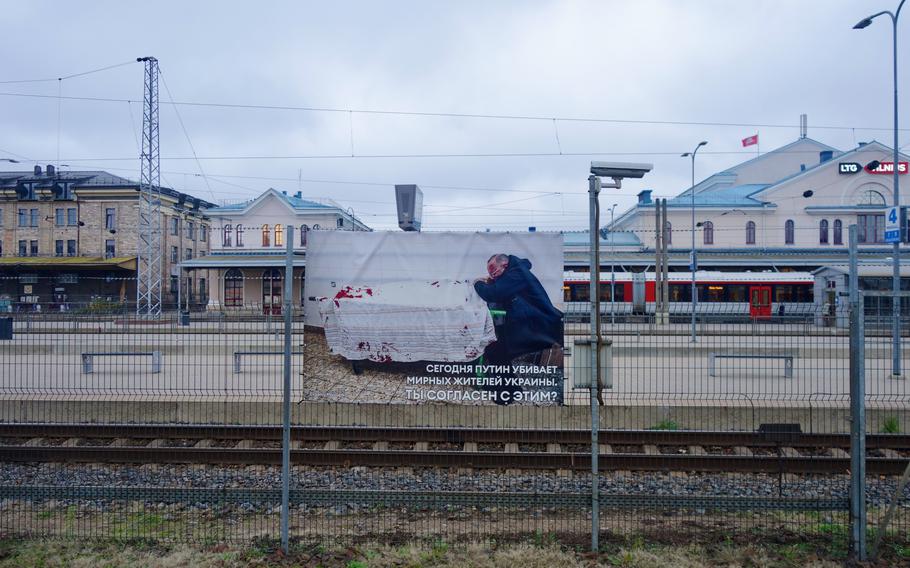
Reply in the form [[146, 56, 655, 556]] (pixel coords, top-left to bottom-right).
[[304, 231, 564, 405]]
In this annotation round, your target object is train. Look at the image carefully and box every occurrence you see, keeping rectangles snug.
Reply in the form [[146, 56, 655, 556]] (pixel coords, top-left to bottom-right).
[[562, 270, 816, 320]]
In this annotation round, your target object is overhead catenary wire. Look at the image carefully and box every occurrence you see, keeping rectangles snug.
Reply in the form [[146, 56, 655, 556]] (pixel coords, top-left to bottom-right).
[[0, 89, 908, 134]]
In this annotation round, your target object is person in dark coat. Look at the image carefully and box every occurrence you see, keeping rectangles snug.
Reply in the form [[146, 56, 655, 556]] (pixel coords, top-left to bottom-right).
[[474, 253, 564, 364]]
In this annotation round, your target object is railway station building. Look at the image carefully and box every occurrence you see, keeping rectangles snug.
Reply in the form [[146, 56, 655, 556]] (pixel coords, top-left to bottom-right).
[[0, 166, 215, 312], [180, 188, 370, 314]]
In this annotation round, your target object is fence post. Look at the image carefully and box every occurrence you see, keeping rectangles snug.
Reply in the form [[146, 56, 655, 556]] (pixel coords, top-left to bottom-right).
[[848, 224, 866, 561], [281, 225, 294, 553], [587, 175, 601, 552]]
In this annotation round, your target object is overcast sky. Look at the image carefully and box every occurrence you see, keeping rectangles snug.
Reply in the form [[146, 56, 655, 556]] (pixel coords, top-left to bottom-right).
[[0, 1, 906, 231]]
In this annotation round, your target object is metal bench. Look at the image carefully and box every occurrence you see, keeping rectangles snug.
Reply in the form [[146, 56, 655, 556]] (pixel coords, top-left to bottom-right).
[[234, 351, 302, 373], [82, 351, 161, 374], [708, 352, 794, 378]]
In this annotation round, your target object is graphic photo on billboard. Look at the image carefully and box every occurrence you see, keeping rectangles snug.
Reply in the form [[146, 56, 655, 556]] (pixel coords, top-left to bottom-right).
[[303, 231, 564, 405]]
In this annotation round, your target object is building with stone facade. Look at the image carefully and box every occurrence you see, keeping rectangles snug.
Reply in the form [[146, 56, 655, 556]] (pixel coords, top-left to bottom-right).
[[181, 188, 369, 313], [588, 137, 910, 274], [0, 166, 215, 311]]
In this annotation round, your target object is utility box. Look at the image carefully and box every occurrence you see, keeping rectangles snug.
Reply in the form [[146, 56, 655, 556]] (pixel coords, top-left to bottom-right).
[[394, 184, 423, 232], [0, 317, 11, 340], [572, 338, 612, 389]]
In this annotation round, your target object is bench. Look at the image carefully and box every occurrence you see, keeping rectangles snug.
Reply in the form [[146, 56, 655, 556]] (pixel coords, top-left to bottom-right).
[[233, 351, 302, 373], [708, 353, 794, 378], [82, 351, 161, 374]]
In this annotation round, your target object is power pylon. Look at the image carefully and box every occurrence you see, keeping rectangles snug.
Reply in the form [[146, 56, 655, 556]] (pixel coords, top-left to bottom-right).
[[136, 56, 162, 318]]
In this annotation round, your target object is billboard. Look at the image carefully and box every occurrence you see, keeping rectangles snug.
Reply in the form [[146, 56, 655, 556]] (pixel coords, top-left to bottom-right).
[[304, 231, 564, 405]]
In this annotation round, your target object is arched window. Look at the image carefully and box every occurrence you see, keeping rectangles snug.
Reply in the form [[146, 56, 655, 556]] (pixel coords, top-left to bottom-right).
[[819, 219, 829, 244], [785, 220, 795, 245], [746, 221, 756, 245], [222, 224, 232, 247], [262, 224, 270, 247], [235, 224, 244, 247], [703, 221, 714, 245], [665, 221, 672, 245], [833, 219, 843, 245], [274, 224, 284, 247], [858, 189, 887, 206], [300, 224, 309, 246], [224, 268, 243, 307]]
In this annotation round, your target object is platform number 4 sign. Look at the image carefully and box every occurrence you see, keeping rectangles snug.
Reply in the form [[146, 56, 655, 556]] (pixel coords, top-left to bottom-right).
[[884, 206, 901, 243]]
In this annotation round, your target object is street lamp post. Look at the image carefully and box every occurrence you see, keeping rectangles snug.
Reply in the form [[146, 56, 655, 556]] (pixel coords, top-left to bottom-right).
[[609, 203, 618, 325], [681, 141, 707, 343], [855, 1, 905, 378]]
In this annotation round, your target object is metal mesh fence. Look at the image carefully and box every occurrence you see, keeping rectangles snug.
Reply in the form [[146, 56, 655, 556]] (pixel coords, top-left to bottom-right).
[[0, 273, 906, 557]]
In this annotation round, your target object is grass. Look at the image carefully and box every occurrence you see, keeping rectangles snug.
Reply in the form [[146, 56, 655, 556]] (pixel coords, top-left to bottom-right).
[[649, 419, 679, 431], [880, 416, 901, 433], [0, 536, 891, 567]]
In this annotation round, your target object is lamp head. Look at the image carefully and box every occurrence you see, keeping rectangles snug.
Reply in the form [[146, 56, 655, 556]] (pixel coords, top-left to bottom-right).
[[697, 141, 708, 148], [854, 18, 873, 29]]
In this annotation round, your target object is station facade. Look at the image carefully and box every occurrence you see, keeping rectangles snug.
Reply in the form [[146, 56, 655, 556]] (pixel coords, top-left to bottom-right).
[[181, 188, 370, 313], [0, 166, 214, 312]]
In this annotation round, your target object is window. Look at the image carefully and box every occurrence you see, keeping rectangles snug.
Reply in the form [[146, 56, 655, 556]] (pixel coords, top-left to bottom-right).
[[222, 224, 233, 247], [785, 220, 795, 245], [66, 240, 76, 256], [337, 217, 344, 228], [105, 240, 116, 258], [858, 214, 886, 244], [67, 208, 77, 226], [169, 275, 178, 294], [236, 224, 244, 247], [171, 246, 178, 263], [262, 224, 270, 247], [746, 221, 756, 245], [0, 208, 3, 226], [300, 224, 309, 246], [18, 183, 35, 200], [858, 189, 887, 206], [833, 219, 843, 245], [186, 220, 195, 240], [105, 208, 116, 231], [185, 248, 192, 261], [55, 240, 64, 257], [819, 219, 829, 244], [55, 208, 64, 226], [224, 269, 244, 307], [30, 209, 38, 227], [702, 221, 713, 245], [665, 221, 672, 245], [275, 224, 284, 247], [170, 217, 179, 236], [18, 240, 26, 256], [29, 240, 38, 256], [18, 209, 27, 227], [200, 225, 207, 242], [199, 278, 207, 304], [262, 268, 283, 313]]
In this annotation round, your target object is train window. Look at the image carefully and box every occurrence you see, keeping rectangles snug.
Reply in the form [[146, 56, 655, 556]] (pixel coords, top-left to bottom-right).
[[775, 285, 793, 303], [563, 286, 571, 303], [705, 285, 725, 302], [572, 284, 590, 302], [727, 285, 747, 302], [669, 284, 691, 302]]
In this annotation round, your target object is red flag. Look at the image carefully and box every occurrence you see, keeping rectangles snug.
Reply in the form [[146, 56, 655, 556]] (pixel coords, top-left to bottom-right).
[[742, 134, 759, 147]]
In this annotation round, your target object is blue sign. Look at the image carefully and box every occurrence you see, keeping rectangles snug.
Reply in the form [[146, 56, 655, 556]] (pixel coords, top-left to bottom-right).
[[885, 206, 901, 243]]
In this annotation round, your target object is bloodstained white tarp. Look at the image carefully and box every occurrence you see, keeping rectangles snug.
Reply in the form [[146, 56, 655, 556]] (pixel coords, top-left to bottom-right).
[[318, 280, 496, 362]]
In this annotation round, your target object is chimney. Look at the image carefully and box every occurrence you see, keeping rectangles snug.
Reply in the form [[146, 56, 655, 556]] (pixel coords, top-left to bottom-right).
[[294, 191, 302, 199], [33, 165, 42, 176], [819, 150, 833, 163], [528, 226, 536, 232], [282, 190, 287, 195], [637, 189, 653, 205], [799, 114, 807, 139], [46, 164, 55, 177]]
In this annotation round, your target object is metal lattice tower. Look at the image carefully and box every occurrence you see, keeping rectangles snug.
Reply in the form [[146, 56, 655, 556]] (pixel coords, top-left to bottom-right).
[[136, 57, 162, 317]]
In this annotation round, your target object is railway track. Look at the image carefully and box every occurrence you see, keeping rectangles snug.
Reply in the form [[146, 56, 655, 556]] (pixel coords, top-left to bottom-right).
[[0, 423, 907, 475]]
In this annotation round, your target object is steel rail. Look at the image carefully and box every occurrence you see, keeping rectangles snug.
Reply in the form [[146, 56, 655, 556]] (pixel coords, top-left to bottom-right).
[[0, 445, 907, 474], [0, 423, 907, 449]]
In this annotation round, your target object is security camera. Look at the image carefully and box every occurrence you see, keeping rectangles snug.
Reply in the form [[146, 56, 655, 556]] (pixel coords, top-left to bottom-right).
[[590, 162, 653, 179]]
